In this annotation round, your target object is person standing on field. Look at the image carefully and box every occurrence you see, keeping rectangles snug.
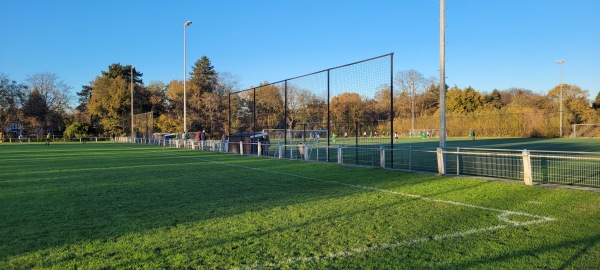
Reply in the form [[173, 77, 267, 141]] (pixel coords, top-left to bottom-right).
[[200, 129, 206, 150], [196, 130, 201, 149], [469, 128, 476, 140], [45, 133, 51, 146]]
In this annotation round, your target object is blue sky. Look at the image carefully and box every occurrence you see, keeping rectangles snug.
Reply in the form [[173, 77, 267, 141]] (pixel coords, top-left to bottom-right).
[[2, 0, 599, 101]]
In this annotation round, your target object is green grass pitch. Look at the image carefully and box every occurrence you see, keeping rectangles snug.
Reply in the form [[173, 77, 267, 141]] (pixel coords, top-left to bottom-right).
[[1, 142, 599, 269]]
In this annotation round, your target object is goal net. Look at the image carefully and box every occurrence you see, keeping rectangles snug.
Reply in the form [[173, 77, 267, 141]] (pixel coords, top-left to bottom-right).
[[571, 124, 600, 138], [406, 129, 440, 138], [262, 129, 329, 143], [132, 112, 154, 139]]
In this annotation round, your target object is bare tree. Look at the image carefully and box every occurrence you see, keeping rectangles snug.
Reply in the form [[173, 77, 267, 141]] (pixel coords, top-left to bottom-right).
[[23, 73, 72, 134], [25, 72, 72, 112], [395, 70, 425, 134]]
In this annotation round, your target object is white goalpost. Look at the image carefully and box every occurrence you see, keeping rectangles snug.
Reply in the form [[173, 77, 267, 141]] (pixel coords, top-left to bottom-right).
[[262, 129, 329, 142], [571, 124, 600, 138]]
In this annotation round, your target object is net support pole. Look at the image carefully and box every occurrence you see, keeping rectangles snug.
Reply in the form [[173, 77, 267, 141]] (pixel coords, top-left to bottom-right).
[[326, 69, 331, 162], [390, 53, 394, 168], [228, 93, 231, 137]]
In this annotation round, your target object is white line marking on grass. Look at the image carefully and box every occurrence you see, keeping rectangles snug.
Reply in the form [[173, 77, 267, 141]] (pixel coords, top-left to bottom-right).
[[135, 148, 555, 268], [527, 201, 543, 204], [234, 221, 549, 270]]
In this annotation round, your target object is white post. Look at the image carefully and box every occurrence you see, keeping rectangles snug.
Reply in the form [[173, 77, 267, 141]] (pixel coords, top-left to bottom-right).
[[456, 147, 460, 175], [258, 141, 262, 157], [131, 66, 134, 141], [183, 21, 192, 136], [239, 140, 244, 155], [437, 148, 446, 175], [556, 59, 565, 137], [380, 146, 385, 168], [303, 142, 308, 161], [337, 145, 343, 164], [438, 0, 447, 174], [277, 142, 283, 159], [522, 150, 533, 186]]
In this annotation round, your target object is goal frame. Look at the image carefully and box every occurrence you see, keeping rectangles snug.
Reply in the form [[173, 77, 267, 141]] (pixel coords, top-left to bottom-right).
[[571, 124, 600, 138], [262, 129, 329, 142]]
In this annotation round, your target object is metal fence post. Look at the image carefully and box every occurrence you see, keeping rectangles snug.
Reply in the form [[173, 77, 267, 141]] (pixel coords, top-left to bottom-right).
[[409, 146, 412, 171], [437, 148, 446, 175], [337, 145, 343, 164], [456, 147, 460, 175], [380, 146, 385, 168], [522, 150, 533, 186]]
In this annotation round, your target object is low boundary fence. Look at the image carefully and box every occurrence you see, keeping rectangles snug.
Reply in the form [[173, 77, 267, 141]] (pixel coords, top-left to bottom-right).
[[122, 138, 600, 188]]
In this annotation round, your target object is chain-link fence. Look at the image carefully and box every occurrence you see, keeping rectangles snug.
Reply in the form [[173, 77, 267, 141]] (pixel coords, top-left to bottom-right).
[[132, 111, 154, 139], [228, 53, 394, 163]]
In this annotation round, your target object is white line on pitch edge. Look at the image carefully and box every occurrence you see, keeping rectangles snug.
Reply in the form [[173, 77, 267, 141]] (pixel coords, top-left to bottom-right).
[[138, 148, 555, 268]]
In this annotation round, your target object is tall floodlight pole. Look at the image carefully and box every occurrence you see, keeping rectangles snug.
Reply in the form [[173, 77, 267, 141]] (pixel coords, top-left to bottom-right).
[[411, 81, 415, 136], [131, 66, 135, 141], [439, 0, 447, 174], [556, 59, 565, 137], [183, 20, 192, 136]]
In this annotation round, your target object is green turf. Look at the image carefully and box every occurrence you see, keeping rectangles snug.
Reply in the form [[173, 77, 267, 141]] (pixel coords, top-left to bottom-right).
[[402, 137, 600, 152], [1, 142, 599, 269], [277, 136, 600, 151]]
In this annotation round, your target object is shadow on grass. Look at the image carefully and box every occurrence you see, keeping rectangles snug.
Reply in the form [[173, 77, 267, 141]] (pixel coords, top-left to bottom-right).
[[443, 138, 600, 152], [0, 144, 399, 259], [3, 143, 596, 268], [453, 234, 600, 269]]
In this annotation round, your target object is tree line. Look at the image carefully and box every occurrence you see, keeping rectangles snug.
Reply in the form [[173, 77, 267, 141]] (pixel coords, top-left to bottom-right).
[[2, 60, 599, 140], [230, 69, 600, 138]]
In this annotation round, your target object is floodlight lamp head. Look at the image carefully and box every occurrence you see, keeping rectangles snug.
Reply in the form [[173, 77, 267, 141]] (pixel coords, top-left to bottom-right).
[[184, 20, 192, 27], [556, 59, 565, 64]]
